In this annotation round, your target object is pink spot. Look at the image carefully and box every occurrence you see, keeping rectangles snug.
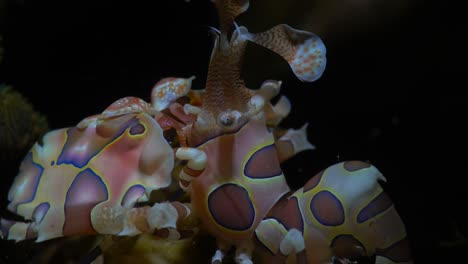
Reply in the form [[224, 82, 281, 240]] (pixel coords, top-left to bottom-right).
[[63, 169, 108, 236]]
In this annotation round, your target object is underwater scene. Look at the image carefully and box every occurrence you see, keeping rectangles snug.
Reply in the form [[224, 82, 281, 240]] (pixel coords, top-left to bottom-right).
[[0, 0, 466, 263]]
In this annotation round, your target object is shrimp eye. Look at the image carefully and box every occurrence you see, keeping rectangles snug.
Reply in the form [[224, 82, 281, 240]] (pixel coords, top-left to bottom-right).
[[218, 112, 235, 127], [218, 110, 242, 128]]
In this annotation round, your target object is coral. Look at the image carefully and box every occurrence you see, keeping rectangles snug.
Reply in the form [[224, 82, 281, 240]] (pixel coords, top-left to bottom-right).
[[0, 85, 48, 162]]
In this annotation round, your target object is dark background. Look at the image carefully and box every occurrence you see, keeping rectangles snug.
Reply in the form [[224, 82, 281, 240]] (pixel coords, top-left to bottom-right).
[[1, 0, 467, 263]]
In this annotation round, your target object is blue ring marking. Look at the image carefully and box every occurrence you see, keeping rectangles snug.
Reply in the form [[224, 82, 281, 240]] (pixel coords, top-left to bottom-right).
[[207, 183, 255, 231], [310, 190, 345, 226], [57, 117, 141, 168], [244, 144, 283, 179]]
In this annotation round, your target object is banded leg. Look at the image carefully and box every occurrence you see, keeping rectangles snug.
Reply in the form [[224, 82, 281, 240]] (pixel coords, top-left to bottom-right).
[[175, 147, 207, 191], [210, 242, 254, 264], [235, 245, 254, 264], [211, 240, 230, 264]]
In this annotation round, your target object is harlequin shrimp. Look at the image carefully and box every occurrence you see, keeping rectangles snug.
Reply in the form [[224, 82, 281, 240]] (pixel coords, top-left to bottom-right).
[[0, 0, 412, 263], [153, 0, 412, 263], [0, 79, 198, 262]]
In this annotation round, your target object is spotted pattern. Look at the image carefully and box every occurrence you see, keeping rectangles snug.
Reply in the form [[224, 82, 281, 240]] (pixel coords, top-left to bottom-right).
[[244, 144, 282, 179], [310, 190, 345, 226], [100, 97, 152, 119], [303, 169, 324, 192], [357, 192, 393, 223], [121, 185, 146, 207], [151, 77, 193, 111], [63, 168, 108, 236], [375, 237, 412, 262], [290, 36, 326, 82], [57, 117, 140, 168], [8, 152, 44, 213], [247, 24, 326, 82], [343, 161, 371, 172], [208, 183, 255, 231]]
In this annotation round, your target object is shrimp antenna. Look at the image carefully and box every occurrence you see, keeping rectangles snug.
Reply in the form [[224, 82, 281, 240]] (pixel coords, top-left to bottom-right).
[[233, 21, 241, 35], [207, 26, 221, 36]]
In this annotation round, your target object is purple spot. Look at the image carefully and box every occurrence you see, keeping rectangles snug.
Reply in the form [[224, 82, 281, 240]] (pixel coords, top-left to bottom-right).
[[310, 190, 345, 226], [357, 192, 393, 223], [208, 183, 255, 231], [32, 202, 50, 223], [63, 168, 108, 236], [244, 145, 282, 179], [50, 160, 55, 166], [25, 202, 50, 240], [57, 118, 141, 168], [129, 123, 145, 135], [8, 152, 44, 213], [121, 185, 146, 207], [0, 218, 15, 238], [26, 224, 36, 239]]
